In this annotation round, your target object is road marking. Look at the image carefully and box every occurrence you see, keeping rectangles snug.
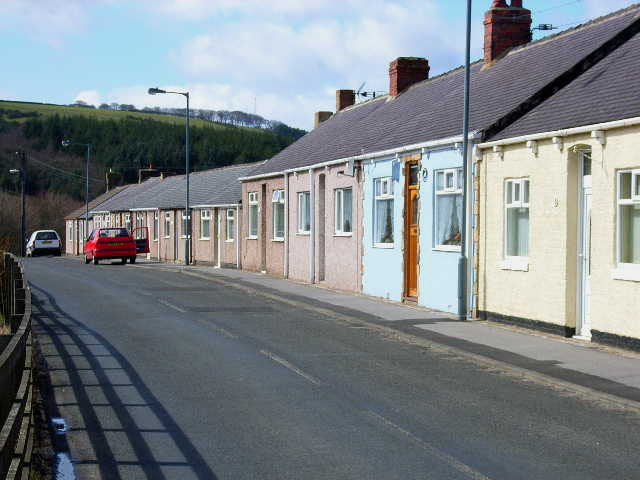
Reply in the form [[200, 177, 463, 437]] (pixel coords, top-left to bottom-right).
[[364, 410, 493, 480], [157, 299, 186, 313], [259, 350, 322, 386]]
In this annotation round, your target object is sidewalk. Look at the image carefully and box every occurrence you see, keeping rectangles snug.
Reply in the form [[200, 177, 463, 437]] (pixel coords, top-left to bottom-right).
[[138, 259, 640, 406]]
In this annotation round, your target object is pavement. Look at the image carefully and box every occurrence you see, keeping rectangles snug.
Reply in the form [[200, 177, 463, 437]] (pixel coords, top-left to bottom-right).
[[136, 258, 640, 406]]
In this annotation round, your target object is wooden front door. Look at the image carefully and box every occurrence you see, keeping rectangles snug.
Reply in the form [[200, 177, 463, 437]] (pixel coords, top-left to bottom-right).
[[404, 161, 420, 299]]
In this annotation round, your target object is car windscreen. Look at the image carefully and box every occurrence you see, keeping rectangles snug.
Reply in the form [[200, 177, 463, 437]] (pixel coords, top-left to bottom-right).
[[99, 228, 130, 238], [35, 232, 58, 240]]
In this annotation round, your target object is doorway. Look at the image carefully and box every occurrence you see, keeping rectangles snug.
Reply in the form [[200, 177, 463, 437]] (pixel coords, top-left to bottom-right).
[[404, 161, 420, 300], [575, 150, 592, 339]]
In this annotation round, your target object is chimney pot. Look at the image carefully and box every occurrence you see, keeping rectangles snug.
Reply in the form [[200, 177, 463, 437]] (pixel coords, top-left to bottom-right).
[[389, 57, 429, 97], [484, 0, 532, 64], [314, 111, 332, 128], [336, 89, 355, 111]]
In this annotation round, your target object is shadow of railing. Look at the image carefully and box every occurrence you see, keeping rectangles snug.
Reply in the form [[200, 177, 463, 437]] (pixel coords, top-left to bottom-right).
[[30, 282, 218, 480]]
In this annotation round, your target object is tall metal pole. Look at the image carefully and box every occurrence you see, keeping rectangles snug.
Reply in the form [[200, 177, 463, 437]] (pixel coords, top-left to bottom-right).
[[85, 144, 91, 238], [19, 152, 26, 257], [458, 0, 472, 321], [185, 93, 191, 265]]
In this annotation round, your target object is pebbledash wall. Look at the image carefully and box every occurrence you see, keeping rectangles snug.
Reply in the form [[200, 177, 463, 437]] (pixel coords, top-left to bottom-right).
[[478, 125, 640, 347]]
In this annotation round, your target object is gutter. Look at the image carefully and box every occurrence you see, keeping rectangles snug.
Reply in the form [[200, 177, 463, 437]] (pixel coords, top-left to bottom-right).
[[284, 172, 289, 278], [478, 116, 640, 149], [239, 132, 482, 182]]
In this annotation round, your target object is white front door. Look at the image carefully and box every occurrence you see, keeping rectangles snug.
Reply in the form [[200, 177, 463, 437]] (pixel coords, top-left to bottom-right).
[[576, 151, 592, 339]]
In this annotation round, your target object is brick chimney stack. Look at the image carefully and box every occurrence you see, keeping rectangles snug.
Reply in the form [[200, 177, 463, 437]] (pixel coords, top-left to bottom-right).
[[336, 90, 355, 111], [389, 57, 429, 97], [484, 0, 532, 64], [314, 111, 332, 128]]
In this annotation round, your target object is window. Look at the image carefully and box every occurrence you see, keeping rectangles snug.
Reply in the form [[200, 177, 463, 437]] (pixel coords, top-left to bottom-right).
[[125, 214, 131, 232], [153, 212, 159, 241], [374, 178, 394, 245], [435, 168, 463, 249], [164, 212, 171, 238], [68, 222, 73, 241], [95, 216, 102, 229], [298, 192, 311, 233], [505, 178, 530, 258], [181, 212, 191, 238], [226, 209, 235, 241], [105, 215, 111, 228], [135, 213, 145, 239], [248, 192, 258, 238], [272, 189, 285, 240], [200, 210, 211, 239], [617, 169, 640, 266], [335, 188, 353, 235]]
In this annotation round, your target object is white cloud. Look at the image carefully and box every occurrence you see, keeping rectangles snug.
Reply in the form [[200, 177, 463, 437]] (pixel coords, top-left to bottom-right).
[[74, 90, 102, 107], [583, 0, 636, 18]]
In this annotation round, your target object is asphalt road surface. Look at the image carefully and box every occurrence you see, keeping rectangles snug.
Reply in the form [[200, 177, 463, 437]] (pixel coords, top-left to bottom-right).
[[27, 257, 640, 480]]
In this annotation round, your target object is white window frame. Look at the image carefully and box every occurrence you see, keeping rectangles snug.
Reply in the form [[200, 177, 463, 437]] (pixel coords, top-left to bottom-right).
[[335, 188, 353, 236], [502, 178, 530, 270], [200, 209, 211, 240], [153, 211, 159, 241], [248, 192, 258, 239], [373, 177, 394, 248], [95, 216, 102, 229], [298, 191, 311, 234], [614, 169, 640, 279], [164, 212, 171, 238], [125, 214, 131, 232], [272, 189, 285, 241], [181, 211, 191, 239], [434, 168, 463, 251], [226, 209, 235, 242]]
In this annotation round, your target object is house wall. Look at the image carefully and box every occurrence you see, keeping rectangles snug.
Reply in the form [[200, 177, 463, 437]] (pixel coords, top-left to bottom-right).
[[220, 206, 240, 268], [158, 209, 177, 262], [193, 208, 214, 264], [65, 220, 75, 255], [146, 211, 160, 260], [419, 148, 465, 314], [315, 164, 363, 292], [241, 178, 285, 276], [362, 156, 405, 301], [289, 172, 312, 282], [479, 127, 640, 343]]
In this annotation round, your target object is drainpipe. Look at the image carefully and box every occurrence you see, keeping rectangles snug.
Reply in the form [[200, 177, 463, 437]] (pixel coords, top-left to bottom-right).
[[236, 206, 241, 269], [216, 210, 222, 268], [309, 168, 315, 283], [284, 172, 289, 278]]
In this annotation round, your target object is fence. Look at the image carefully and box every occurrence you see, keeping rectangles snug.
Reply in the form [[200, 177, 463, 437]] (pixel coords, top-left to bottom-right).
[[0, 253, 33, 480]]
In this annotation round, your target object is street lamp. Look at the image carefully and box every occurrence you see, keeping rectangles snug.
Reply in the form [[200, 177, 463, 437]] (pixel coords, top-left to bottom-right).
[[148, 86, 191, 265], [9, 165, 26, 257], [61, 140, 91, 242]]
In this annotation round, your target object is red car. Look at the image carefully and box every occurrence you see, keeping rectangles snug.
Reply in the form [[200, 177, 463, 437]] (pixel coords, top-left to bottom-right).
[[83, 227, 149, 265]]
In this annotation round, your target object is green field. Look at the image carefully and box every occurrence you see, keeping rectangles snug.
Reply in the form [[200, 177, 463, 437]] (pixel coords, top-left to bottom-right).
[[0, 100, 233, 130]]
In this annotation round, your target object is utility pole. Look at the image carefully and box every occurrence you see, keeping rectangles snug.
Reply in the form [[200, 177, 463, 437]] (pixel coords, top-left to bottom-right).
[[10, 151, 26, 256]]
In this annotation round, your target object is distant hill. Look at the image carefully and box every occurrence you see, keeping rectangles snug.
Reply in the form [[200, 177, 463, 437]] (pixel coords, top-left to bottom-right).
[[0, 100, 306, 201]]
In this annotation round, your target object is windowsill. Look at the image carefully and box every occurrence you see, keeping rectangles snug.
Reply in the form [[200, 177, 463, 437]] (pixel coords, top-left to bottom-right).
[[199, 237, 211, 241], [334, 233, 353, 237], [500, 257, 529, 271], [163, 236, 170, 239], [272, 238, 284, 243], [373, 243, 394, 249], [153, 239, 158, 243], [297, 232, 310, 236], [225, 239, 234, 243], [433, 245, 461, 252], [612, 266, 640, 282], [246, 236, 258, 240]]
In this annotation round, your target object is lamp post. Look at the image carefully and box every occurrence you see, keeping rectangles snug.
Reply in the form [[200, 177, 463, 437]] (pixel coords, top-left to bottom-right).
[[62, 140, 91, 241], [9, 166, 26, 256], [148, 87, 191, 265]]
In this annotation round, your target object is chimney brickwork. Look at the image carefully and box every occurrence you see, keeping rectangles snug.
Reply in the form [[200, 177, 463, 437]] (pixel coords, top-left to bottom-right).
[[314, 111, 332, 128], [336, 89, 355, 111], [484, 0, 532, 64], [389, 57, 430, 97]]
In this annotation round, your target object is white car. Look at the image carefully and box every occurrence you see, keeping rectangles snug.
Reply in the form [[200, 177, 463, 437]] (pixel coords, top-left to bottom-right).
[[26, 230, 62, 257]]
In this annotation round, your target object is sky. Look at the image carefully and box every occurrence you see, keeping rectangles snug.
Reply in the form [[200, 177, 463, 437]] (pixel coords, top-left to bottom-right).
[[1, 0, 637, 131]]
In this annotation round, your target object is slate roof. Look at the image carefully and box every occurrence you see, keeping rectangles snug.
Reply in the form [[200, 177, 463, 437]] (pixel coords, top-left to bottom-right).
[[64, 185, 129, 220], [90, 176, 163, 213], [490, 18, 640, 141], [249, 4, 640, 177], [94, 162, 262, 212]]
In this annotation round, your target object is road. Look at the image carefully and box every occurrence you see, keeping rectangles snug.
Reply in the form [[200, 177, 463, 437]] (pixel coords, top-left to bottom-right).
[[27, 256, 640, 479]]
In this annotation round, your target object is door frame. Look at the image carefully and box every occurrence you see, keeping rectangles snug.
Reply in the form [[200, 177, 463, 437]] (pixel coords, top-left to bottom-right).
[[403, 159, 420, 300], [575, 149, 592, 339]]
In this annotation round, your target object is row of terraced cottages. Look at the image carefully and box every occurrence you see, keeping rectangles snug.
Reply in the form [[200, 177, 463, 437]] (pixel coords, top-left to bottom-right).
[[66, 1, 640, 350]]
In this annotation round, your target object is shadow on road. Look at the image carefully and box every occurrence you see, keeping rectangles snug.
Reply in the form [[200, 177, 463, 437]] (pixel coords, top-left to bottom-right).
[[30, 282, 218, 480]]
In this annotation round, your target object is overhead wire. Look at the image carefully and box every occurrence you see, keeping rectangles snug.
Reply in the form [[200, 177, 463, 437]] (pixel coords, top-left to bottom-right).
[[25, 154, 104, 184]]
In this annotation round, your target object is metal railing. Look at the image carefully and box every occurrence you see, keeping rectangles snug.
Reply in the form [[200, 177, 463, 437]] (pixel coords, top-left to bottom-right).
[[0, 253, 33, 480]]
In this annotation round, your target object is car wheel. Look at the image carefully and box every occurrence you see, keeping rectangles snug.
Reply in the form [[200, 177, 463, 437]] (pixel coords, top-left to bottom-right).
[[84, 254, 90, 264], [56, 250, 62, 257], [129, 256, 136, 264], [120, 258, 127, 265], [93, 255, 99, 265]]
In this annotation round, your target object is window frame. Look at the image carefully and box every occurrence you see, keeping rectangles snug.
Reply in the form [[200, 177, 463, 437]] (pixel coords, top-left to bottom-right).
[[373, 177, 394, 248], [335, 187, 353, 236], [164, 212, 171, 238], [297, 191, 311, 234], [248, 192, 259, 239], [616, 168, 640, 270], [434, 168, 463, 251], [125, 214, 131, 232], [181, 211, 192, 239], [226, 209, 235, 242], [503, 178, 530, 265], [272, 189, 285, 241], [153, 211, 159, 241], [200, 209, 211, 240]]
